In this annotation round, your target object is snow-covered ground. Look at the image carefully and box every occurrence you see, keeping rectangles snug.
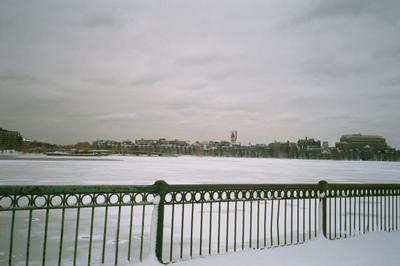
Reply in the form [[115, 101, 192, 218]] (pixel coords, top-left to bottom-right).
[[1, 155, 400, 265], [176, 232, 400, 266]]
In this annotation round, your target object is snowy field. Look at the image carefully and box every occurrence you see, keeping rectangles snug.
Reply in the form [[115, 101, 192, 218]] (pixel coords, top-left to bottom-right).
[[1, 155, 400, 265]]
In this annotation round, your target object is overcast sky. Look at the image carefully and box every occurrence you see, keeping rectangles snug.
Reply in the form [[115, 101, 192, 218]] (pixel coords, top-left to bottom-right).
[[0, 0, 399, 147]]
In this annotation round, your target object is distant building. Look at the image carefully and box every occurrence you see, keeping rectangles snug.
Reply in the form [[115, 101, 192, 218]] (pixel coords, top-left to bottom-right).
[[297, 137, 322, 159], [322, 141, 329, 150], [92, 139, 121, 149], [135, 139, 158, 146], [158, 138, 189, 146], [336, 134, 387, 151], [0, 128, 23, 150], [231, 130, 238, 144], [297, 137, 321, 151], [268, 141, 297, 158]]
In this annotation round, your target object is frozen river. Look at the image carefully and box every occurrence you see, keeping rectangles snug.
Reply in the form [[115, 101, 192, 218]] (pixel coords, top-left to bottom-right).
[[1, 154, 400, 185], [1, 154, 400, 265]]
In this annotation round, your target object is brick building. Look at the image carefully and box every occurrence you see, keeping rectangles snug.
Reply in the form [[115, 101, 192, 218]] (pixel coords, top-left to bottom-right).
[[0, 128, 23, 150]]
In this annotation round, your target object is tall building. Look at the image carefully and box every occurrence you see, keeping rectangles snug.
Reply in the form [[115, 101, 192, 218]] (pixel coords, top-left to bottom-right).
[[336, 134, 387, 151], [297, 137, 322, 159], [0, 128, 23, 150], [230, 130, 238, 144]]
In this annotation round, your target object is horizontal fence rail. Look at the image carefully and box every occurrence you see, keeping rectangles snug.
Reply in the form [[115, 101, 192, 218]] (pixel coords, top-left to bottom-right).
[[1, 181, 400, 265]]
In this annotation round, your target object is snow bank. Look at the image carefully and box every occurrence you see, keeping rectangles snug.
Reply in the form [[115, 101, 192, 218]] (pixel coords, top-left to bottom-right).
[[171, 232, 400, 266]]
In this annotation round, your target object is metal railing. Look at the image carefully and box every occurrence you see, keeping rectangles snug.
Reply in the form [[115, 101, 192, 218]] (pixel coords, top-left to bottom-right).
[[154, 181, 321, 263], [0, 185, 157, 266], [1, 181, 400, 265], [320, 182, 400, 239]]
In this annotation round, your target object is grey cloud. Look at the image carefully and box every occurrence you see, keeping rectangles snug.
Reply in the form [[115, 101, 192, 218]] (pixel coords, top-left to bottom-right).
[[129, 74, 163, 87], [303, 57, 368, 79], [373, 46, 400, 65], [80, 74, 162, 88], [291, 0, 400, 24], [79, 13, 122, 29], [0, 72, 38, 83], [177, 83, 207, 91], [92, 113, 138, 122], [380, 77, 400, 88], [81, 78, 120, 87], [208, 69, 235, 81], [176, 54, 218, 66]]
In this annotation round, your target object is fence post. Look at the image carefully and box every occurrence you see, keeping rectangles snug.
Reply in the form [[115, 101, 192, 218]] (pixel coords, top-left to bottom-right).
[[318, 180, 329, 239], [154, 180, 169, 264]]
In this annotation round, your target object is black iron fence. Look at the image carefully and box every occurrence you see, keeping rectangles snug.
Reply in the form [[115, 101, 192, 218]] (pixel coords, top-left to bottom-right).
[[0, 185, 157, 266], [1, 181, 400, 265]]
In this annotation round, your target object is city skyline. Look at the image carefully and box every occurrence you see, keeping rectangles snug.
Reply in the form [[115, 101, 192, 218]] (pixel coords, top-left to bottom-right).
[[1, 1, 400, 147]]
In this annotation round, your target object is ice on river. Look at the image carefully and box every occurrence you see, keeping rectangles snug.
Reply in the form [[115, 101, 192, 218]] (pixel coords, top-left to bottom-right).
[[1, 155, 400, 185]]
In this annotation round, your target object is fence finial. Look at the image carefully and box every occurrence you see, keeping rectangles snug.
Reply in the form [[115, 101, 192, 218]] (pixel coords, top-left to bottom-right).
[[154, 180, 169, 192]]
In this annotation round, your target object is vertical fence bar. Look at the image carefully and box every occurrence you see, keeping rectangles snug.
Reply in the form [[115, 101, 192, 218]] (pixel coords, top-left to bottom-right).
[[102, 206, 108, 264], [249, 199, 253, 248], [358, 194, 361, 235], [367, 195, 370, 232], [242, 200, 245, 251], [277, 199, 281, 246], [217, 201, 221, 253], [200, 201, 204, 256], [363, 194, 366, 234], [291, 198, 293, 244], [382, 192, 384, 231], [296, 198, 299, 243], [339, 196, 342, 238], [319, 181, 328, 239], [371, 193, 375, 232], [225, 200, 229, 253], [26, 209, 33, 266], [180, 203, 185, 259], [314, 195, 317, 238], [302, 197, 305, 243], [392, 192, 395, 232], [396, 193, 399, 230], [308, 197, 311, 241], [128, 205, 134, 261], [344, 196, 347, 238], [140, 205, 146, 262], [380, 194, 383, 231], [349, 193, 352, 236], [88, 206, 95, 266], [234, 199, 237, 252], [209, 202, 212, 255], [270, 199, 274, 247], [169, 204, 175, 262], [354, 194, 357, 235], [334, 196, 337, 239], [73, 207, 80, 266], [191, 201, 195, 257], [115, 205, 122, 265], [284, 199, 287, 244], [328, 197, 331, 239], [155, 180, 168, 263], [256, 199, 260, 249], [9, 209, 15, 266], [264, 199, 267, 247]]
